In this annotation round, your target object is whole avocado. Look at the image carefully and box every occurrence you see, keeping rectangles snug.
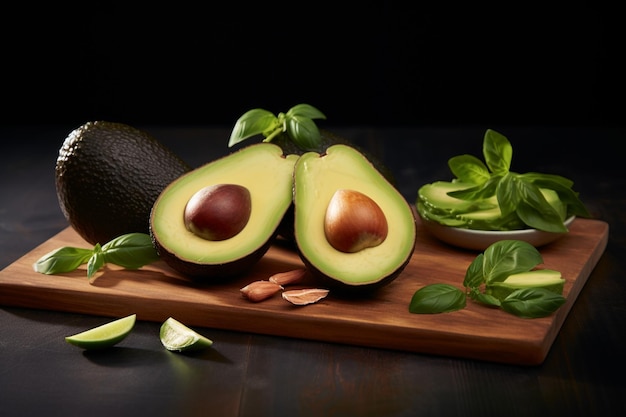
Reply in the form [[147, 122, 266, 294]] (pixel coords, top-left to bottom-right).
[[55, 121, 192, 245]]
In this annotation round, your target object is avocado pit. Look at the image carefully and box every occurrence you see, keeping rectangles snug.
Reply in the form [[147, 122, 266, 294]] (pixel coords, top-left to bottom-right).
[[324, 189, 388, 253], [184, 183, 251, 241]]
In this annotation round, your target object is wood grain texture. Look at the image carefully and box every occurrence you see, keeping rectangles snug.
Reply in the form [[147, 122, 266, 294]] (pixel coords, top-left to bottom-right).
[[0, 217, 608, 365]]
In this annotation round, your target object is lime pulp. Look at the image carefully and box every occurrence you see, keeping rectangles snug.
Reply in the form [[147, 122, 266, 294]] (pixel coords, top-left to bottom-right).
[[159, 317, 213, 352]]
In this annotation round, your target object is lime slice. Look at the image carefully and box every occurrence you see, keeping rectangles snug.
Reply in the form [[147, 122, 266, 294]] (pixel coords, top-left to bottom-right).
[[65, 314, 136, 349], [159, 317, 213, 352]]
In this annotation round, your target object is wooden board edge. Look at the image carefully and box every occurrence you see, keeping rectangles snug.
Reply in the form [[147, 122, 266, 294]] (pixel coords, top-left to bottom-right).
[[533, 220, 609, 364]]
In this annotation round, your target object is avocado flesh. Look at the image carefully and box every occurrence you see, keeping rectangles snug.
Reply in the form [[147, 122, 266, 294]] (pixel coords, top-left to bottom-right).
[[418, 181, 567, 231], [293, 144, 416, 292], [150, 143, 298, 279], [486, 269, 565, 301], [55, 121, 192, 245], [273, 129, 396, 241], [272, 129, 395, 183], [418, 181, 498, 214]]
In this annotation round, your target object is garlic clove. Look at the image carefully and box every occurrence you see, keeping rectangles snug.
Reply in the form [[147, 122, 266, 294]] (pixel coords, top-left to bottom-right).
[[282, 288, 330, 305], [240, 280, 283, 302]]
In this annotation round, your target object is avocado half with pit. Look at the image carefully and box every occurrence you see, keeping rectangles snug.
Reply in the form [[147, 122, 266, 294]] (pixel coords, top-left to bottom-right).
[[293, 144, 417, 293], [150, 143, 298, 280]]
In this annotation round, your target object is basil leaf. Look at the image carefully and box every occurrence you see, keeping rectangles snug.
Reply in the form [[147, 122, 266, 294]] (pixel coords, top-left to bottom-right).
[[409, 283, 466, 314], [33, 247, 94, 275], [286, 115, 322, 151], [228, 108, 278, 147], [495, 173, 519, 216], [448, 154, 490, 184], [524, 173, 591, 218], [483, 129, 512, 175], [500, 288, 566, 318], [101, 232, 153, 251], [513, 178, 566, 232], [87, 246, 105, 279], [517, 203, 567, 233], [286, 103, 326, 120], [482, 240, 543, 284], [102, 233, 160, 269], [522, 172, 574, 189], [448, 175, 500, 201], [463, 253, 485, 288]]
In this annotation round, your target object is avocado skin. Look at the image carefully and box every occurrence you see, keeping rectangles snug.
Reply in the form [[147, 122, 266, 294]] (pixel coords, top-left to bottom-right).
[[151, 235, 274, 281], [55, 121, 192, 245], [299, 246, 415, 296]]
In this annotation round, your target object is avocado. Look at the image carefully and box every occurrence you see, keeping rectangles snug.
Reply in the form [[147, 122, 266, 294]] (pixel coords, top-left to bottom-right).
[[272, 129, 396, 241], [486, 269, 565, 301], [293, 144, 417, 293], [418, 181, 498, 213], [417, 180, 568, 231], [55, 121, 192, 245], [150, 143, 299, 280]]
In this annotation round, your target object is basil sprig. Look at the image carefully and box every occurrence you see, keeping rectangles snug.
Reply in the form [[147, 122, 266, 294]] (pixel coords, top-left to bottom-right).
[[33, 233, 160, 279], [446, 129, 590, 232], [409, 240, 566, 318], [227, 103, 326, 151]]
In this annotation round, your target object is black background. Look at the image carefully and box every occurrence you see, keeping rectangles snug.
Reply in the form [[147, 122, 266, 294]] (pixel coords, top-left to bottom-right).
[[3, 2, 624, 128]]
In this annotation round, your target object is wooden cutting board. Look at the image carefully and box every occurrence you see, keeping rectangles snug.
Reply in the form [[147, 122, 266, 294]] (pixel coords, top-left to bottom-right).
[[0, 217, 608, 365]]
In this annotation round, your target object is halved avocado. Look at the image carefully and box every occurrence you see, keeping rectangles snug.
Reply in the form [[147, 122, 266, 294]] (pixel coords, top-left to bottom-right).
[[150, 143, 298, 280], [293, 144, 417, 293]]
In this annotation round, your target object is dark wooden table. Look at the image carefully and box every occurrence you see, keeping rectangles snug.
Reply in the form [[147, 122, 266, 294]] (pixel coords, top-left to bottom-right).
[[1, 125, 624, 417]]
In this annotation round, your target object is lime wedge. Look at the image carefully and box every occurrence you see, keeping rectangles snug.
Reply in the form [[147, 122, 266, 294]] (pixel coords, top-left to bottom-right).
[[65, 314, 136, 349], [159, 317, 213, 352]]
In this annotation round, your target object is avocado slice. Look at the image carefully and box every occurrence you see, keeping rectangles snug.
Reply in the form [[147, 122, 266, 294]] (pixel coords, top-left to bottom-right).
[[150, 143, 298, 280], [486, 269, 565, 301], [418, 180, 568, 231], [55, 121, 192, 245], [293, 144, 417, 293], [418, 181, 498, 214], [457, 187, 566, 230]]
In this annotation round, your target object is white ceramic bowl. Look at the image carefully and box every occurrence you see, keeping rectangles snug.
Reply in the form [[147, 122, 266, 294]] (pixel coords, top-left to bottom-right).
[[421, 215, 576, 251]]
